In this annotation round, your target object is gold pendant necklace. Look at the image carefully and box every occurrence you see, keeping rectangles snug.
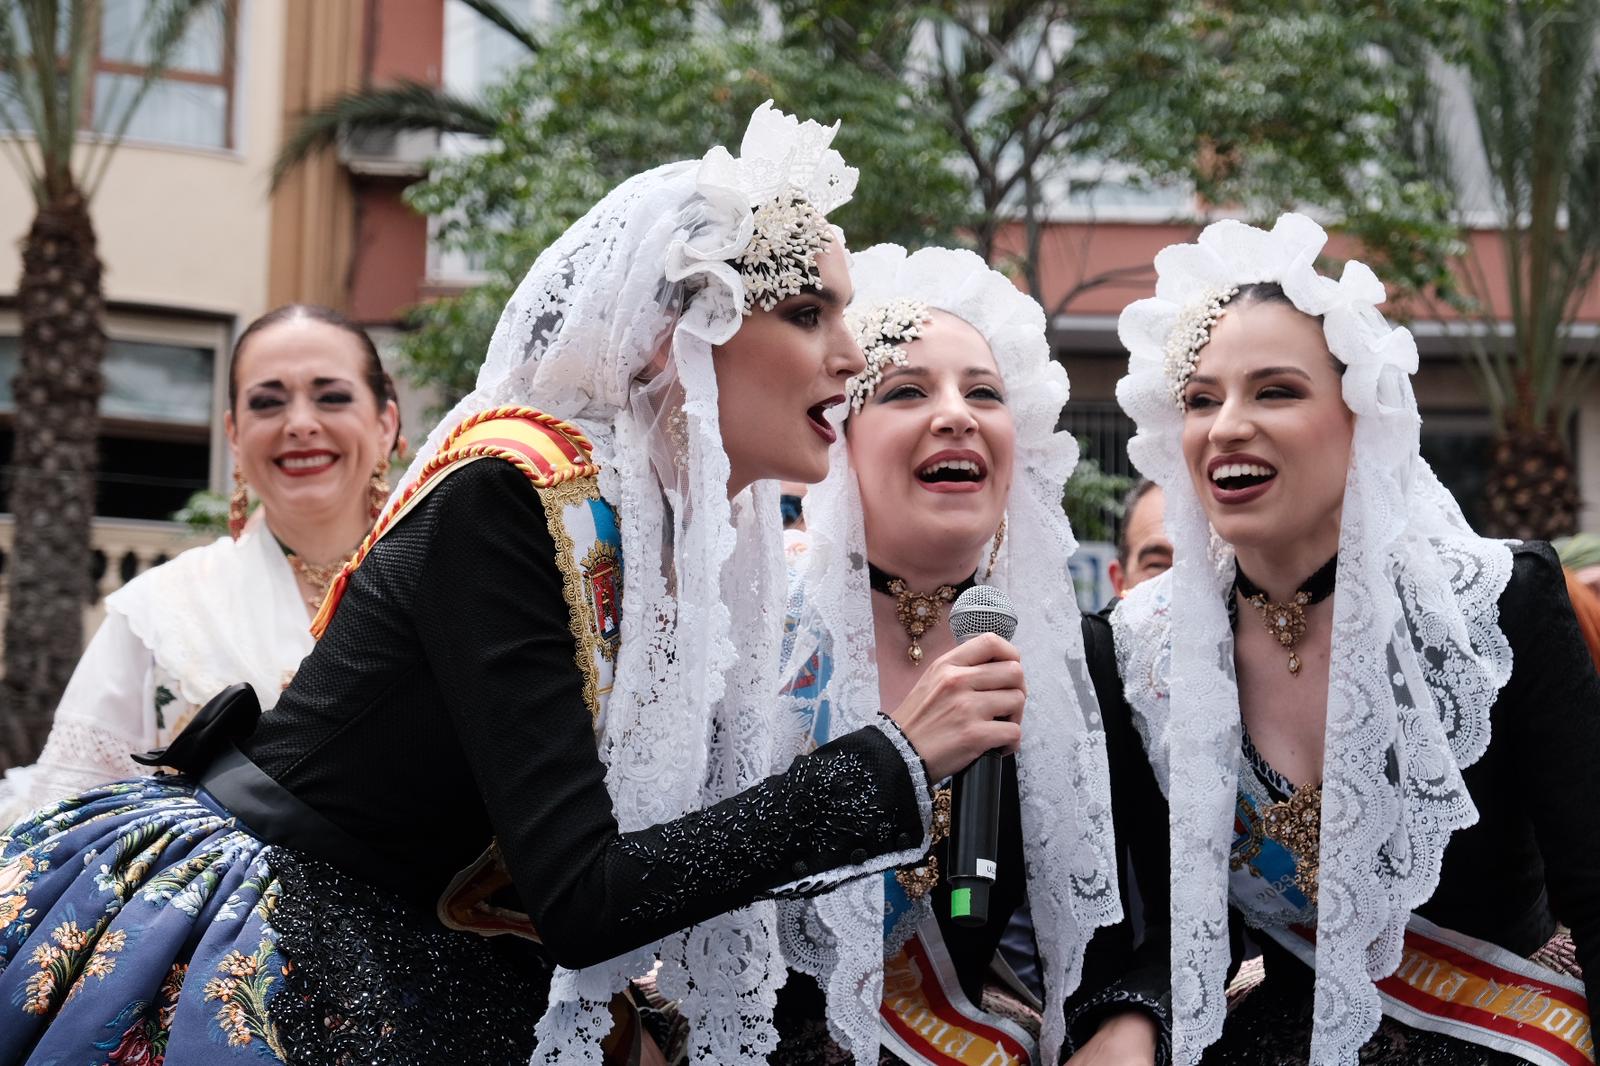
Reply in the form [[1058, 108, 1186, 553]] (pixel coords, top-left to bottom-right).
[[1231, 555, 1338, 676], [283, 545, 357, 612], [867, 563, 976, 665], [1244, 590, 1311, 674]]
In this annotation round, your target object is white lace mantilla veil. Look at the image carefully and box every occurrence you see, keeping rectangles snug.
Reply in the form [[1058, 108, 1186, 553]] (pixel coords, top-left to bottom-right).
[[1109, 213, 1515, 1065], [784, 244, 1122, 1064], [390, 102, 860, 1065]]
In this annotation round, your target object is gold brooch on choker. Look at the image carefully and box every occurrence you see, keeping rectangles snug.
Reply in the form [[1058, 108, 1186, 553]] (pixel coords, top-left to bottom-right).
[[1230, 555, 1338, 675], [868, 562, 976, 665]]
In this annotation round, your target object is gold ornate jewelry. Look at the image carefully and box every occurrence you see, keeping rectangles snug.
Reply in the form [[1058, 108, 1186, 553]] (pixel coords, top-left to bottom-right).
[[285, 552, 349, 613], [1231, 782, 1322, 903], [982, 514, 1007, 582], [1244, 590, 1311, 674], [369, 458, 392, 522], [229, 466, 251, 541], [867, 562, 978, 665], [896, 784, 951, 898], [1263, 783, 1322, 903], [889, 580, 957, 666], [1232, 556, 1337, 676]]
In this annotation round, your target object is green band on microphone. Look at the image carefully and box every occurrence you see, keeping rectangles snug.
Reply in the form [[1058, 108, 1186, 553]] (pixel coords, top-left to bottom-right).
[[950, 887, 972, 919]]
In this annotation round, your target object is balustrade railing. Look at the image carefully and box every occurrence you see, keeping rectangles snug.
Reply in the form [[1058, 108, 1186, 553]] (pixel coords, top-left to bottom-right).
[[0, 517, 205, 647]]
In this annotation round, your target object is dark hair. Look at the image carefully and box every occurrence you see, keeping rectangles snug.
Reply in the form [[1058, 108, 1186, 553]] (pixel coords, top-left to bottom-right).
[[1226, 283, 1343, 376], [229, 304, 402, 449], [1117, 478, 1162, 568]]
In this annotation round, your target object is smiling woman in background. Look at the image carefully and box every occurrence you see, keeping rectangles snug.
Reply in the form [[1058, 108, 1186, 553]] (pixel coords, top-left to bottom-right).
[[0, 304, 400, 825]]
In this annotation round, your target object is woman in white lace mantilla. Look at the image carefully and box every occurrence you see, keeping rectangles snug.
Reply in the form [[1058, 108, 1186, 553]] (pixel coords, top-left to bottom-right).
[[0, 104, 1026, 1066], [0, 305, 401, 826], [778, 245, 1172, 1066], [1110, 213, 1600, 1065]]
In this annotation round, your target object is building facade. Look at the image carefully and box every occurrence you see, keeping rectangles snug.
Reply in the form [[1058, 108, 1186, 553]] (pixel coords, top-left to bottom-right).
[[1, 1, 1597, 638]]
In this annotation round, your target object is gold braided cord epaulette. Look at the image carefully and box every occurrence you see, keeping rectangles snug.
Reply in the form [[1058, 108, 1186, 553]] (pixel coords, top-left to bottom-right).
[[310, 406, 600, 638]]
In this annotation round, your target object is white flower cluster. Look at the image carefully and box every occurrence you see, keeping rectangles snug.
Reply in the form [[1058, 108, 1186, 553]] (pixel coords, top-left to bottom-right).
[[1162, 285, 1239, 410], [844, 298, 932, 412], [735, 190, 834, 313]]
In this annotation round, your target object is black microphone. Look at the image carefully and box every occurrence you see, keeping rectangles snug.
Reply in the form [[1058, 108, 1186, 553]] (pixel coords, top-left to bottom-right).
[[946, 584, 1018, 927]]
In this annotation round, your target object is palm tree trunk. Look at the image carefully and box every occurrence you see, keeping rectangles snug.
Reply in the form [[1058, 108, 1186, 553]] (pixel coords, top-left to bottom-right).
[[1484, 421, 1579, 541], [0, 187, 104, 770]]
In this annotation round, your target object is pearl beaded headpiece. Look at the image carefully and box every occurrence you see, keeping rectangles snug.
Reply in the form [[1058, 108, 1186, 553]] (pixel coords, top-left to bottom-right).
[[844, 298, 933, 411], [735, 191, 834, 313], [1163, 285, 1239, 410]]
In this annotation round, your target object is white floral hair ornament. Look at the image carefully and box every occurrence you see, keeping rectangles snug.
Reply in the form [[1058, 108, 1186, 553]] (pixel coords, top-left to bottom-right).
[[1112, 214, 1511, 1065], [844, 297, 932, 411], [393, 103, 880, 1066], [786, 245, 1120, 1065], [668, 100, 858, 321]]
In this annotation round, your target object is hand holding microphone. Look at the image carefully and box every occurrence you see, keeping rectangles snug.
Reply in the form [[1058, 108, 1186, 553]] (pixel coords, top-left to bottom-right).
[[946, 586, 1018, 927], [884, 612, 1025, 783], [883, 585, 1023, 927]]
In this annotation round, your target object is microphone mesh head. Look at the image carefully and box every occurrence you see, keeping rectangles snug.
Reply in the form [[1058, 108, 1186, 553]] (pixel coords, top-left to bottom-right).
[[949, 584, 1018, 643]]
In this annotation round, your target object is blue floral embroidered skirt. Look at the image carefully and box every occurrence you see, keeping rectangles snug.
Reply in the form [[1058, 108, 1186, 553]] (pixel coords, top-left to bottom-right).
[[0, 778, 549, 1065]]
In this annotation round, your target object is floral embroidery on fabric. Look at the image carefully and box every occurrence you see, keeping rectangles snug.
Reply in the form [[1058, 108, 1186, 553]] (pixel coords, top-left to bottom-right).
[[66, 927, 126, 1003], [0, 851, 44, 936], [137, 833, 257, 919], [94, 821, 188, 903], [153, 685, 176, 731], [24, 919, 96, 1014], [102, 962, 187, 1064], [217, 857, 280, 924], [203, 937, 288, 1060]]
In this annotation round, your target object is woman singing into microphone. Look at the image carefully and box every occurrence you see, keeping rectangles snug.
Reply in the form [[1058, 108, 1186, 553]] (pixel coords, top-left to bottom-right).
[[777, 245, 1170, 1065], [0, 105, 1024, 1066], [1112, 214, 1600, 1064]]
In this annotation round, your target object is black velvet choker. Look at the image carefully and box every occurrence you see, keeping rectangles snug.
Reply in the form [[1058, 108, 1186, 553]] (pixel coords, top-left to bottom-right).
[[867, 562, 977, 666], [1228, 555, 1338, 676]]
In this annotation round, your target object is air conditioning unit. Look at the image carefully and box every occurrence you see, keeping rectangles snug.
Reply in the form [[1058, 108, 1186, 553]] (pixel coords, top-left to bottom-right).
[[337, 127, 438, 177]]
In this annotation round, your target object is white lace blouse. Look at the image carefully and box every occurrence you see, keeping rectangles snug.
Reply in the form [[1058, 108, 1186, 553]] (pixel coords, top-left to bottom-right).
[[0, 518, 314, 824]]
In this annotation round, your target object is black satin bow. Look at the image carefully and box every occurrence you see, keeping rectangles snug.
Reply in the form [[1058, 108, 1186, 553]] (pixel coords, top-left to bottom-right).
[[131, 682, 261, 774]]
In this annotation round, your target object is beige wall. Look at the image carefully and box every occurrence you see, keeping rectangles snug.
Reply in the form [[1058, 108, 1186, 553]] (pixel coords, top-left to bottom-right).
[[0, 0, 285, 326]]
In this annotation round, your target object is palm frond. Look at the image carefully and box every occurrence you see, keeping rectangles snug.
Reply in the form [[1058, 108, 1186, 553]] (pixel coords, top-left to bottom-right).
[[455, 0, 540, 56], [85, 0, 226, 196], [18, 0, 67, 178], [271, 81, 497, 189], [0, 6, 45, 194]]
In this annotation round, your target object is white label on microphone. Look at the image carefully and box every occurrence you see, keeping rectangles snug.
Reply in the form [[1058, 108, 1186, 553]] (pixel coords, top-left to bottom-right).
[[976, 859, 997, 881]]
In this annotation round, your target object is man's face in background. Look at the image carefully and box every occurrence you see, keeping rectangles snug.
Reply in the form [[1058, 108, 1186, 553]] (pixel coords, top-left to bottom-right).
[[1110, 484, 1172, 597]]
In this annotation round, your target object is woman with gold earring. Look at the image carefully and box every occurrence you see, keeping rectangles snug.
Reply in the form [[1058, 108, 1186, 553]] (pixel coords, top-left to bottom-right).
[[776, 245, 1170, 1066], [0, 304, 401, 824]]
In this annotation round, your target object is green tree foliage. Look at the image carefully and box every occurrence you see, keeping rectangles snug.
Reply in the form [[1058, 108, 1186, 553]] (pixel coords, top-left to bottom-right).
[[277, 2, 1469, 416], [400, 9, 969, 410], [1411, 0, 1600, 538], [1063, 444, 1133, 543], [771, 0, 1462, 311]]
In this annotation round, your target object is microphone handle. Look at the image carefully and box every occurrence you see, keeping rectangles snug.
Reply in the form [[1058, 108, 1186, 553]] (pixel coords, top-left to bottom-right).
[[948, 748, 1003, 927]]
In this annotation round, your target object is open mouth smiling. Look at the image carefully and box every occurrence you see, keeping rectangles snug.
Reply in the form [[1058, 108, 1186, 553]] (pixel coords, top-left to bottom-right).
[[1206, 453, 1277, 503], [275, 450, 339, 477], [915, 450, 988, 492]]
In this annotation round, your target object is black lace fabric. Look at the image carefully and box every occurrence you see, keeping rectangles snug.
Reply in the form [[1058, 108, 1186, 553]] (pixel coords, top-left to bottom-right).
[[1210, 977, 1519, 1065], [268, 849, 552, 1066]]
